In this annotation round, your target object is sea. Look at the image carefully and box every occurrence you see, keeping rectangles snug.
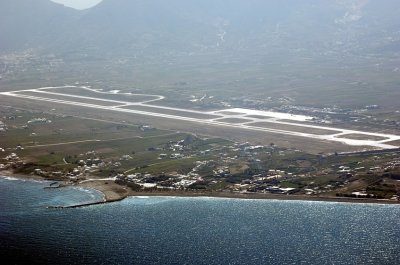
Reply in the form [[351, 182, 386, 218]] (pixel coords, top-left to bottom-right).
[[1, 176, 399, 265]]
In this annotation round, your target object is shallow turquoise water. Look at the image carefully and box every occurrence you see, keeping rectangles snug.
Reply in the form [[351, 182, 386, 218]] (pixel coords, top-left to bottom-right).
[[1, 177, 399, 264]]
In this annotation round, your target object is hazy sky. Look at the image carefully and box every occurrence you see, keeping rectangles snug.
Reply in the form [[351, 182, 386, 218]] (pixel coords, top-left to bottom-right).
[[51, 0, 103, 10]]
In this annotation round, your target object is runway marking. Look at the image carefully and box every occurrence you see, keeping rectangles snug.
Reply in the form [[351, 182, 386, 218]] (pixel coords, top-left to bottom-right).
[[1, 85, 400, 150]]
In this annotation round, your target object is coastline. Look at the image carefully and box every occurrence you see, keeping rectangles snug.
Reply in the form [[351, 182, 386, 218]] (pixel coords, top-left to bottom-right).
[[76, 179, 400, 205], [124, 190, 400, 205], [2, 172, 399, 206], [0, 170, 46, 181]]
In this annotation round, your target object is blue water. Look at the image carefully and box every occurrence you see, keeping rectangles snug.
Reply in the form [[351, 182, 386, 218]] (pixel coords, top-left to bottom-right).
[[1, 177, 399, 265]]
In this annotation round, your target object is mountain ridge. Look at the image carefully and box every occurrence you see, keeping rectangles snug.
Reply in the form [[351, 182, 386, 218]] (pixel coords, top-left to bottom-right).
[[1, 0, 400, 59]]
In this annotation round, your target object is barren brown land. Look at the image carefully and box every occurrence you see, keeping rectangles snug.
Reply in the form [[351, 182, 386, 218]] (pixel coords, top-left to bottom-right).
[[336, 134, 389, 141], [216, 111, 247, 116], [246, 115, 274, 119], [216, 118, 254, 124], [249, 121, 342, 135], [14, 91, 120, 106], [386, 140, 400, 146], [45, 87, 157, 102], [120, 105, 221, 120]]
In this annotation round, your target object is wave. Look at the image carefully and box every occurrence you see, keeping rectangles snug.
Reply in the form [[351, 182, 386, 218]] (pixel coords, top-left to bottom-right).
[[0, 175, 19, 181], [0, 175, 49, 183]]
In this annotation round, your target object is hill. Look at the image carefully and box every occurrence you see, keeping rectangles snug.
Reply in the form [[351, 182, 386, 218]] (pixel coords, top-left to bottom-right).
[[1, 0, 400, 58]]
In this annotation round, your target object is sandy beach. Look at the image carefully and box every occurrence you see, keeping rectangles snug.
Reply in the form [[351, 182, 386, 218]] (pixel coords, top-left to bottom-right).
[[76, 178, 400, 205], [77, 180, 129, 202], [2, 172, 399, 205]]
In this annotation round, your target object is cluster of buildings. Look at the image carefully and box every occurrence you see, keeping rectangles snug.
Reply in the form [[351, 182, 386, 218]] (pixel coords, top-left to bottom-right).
[[31, 151, 135, 182], [384, 159, 400, 172], [0, 120, 7, 132], [27, 117, 52, 124], [115, 172, 204, 190], [0, 152, 23, 171], [229, 170, 298, 194], [153, 137, 199, 160], [115, 156, 213, 191]]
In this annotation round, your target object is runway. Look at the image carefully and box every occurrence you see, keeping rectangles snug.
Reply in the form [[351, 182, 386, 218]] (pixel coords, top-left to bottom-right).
[[1, 85, 399, 150]]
